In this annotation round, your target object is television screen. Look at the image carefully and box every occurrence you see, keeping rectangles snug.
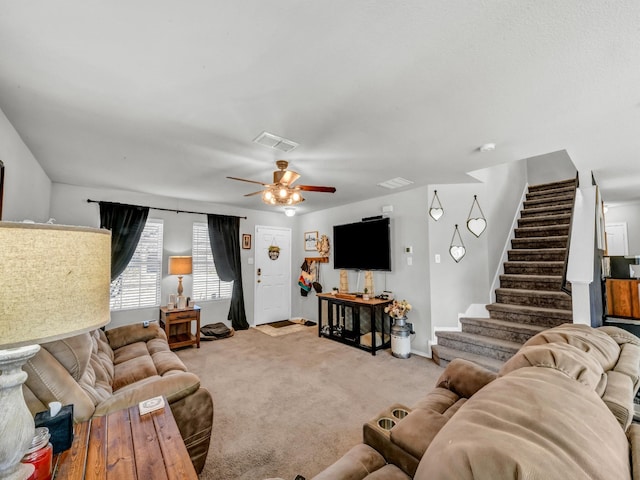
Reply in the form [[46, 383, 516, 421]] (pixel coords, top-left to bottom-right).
[[333, 218, 391, 271]]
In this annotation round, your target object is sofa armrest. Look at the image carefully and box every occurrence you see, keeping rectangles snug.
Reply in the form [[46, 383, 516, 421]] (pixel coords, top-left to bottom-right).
[[105, 322, 165, 350], [629, 424, 640, 480], [436, 358, 497, 398], [311, 444, 386, 480], [93, 371, 200, 416]]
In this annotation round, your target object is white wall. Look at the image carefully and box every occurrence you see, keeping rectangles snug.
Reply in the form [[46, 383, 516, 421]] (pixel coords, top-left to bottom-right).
[[426, 184, 491, 335], [604, 202, 640, 254], [292, 187, 432, 355], [50, 182, 291, 329], [526, 150, 577, 186], [0, 107, 51, 221]]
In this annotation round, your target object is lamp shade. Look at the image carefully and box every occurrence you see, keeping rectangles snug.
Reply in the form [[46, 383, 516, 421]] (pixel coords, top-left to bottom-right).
[[168, 256, 192, 275], [0, 222, 112, 349]]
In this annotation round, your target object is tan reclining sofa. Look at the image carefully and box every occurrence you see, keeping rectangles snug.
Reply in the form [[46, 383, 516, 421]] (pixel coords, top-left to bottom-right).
[[312, 323, 640, 480], [22, 322, 213, 473]]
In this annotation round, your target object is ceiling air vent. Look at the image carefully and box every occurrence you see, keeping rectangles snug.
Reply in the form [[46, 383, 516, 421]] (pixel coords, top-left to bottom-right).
[[253, 131, 299, 153], [377, 177, 414, 189]]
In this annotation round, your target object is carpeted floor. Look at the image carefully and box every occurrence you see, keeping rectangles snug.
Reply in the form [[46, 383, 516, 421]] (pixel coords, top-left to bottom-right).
[[176, 327, 444, 480]]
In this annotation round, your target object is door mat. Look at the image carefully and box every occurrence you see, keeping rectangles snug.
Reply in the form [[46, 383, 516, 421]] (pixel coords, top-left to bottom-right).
[[267, 320, 296, 328], [254, 319, 316, 337]]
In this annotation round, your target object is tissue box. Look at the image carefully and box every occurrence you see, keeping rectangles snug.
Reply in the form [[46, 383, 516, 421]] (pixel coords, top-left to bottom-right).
[[34, 404, 74, 454]]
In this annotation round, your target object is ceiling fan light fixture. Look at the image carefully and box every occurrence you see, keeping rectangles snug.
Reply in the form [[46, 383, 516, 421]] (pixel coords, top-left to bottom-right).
[[279, 188, 288, 198], [292, 191, 301, 202]]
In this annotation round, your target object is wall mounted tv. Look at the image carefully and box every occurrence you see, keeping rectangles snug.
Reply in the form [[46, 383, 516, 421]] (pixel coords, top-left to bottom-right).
[[333, 217, 391, 271]]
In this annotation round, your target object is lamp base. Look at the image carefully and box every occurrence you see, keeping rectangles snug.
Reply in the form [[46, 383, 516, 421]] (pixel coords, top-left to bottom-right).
[[0, 345, 41, 480], [177, 276, 184, 296]]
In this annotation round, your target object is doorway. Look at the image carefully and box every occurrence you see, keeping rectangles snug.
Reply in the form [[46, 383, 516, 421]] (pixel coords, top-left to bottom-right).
[[254, 225, 292, 325], [605, 223, 629, 256]]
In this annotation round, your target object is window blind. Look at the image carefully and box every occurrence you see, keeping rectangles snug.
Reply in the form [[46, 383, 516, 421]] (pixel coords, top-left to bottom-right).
[[192, 222, 233, 301], [110, 219, 164, 310]]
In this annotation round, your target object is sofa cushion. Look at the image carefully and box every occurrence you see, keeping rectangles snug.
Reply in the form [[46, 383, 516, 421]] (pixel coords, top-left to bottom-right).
[[522, 323, 620, 371], [40, 333, 93, 381], [614, 342, 640, 392], [310, 443, 386, 480], [415, 367, 631, 480], [499, 342, 606, 392]]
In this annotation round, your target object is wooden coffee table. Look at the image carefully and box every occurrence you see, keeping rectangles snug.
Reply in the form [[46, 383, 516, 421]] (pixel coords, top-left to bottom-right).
[[52, 400, 197, 479]]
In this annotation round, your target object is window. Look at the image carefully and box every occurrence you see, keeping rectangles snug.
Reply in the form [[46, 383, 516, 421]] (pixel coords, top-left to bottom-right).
[[192, 222, 233, 301], [110, 219, 164, 310]]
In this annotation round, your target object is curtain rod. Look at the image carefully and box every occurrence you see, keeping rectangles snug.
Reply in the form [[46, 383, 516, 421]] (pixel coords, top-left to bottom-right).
[[86, 199, 247, 219]]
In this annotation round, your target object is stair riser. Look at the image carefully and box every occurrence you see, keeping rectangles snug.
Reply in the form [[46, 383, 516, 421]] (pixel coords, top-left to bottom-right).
[[523, 199, 574, 211], [520, 206, 574, 218], [507, 250, 566, 262], [495, 292, 572, 310], [515, 226, 570, 238], [499, 277, 563, 291], [518, 216, 571, 228], [527, 180, 576, 193], [512, 237, 568, 249], [487, 308, 570, 327], [461, 323, 536, 343], [436, 336, 517, 361], [504, 263, 565, 275], [526, 187, 575, 199]]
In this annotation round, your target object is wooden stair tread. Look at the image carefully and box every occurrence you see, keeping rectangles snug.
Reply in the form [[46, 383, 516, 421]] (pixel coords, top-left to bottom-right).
[[495, 287, 571, 297], [487, 302, 573, 316]]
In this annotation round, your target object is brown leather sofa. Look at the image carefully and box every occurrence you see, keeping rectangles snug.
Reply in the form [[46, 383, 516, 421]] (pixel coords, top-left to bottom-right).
[[311, 324, 640, 480], [21, 322, 213, 473]]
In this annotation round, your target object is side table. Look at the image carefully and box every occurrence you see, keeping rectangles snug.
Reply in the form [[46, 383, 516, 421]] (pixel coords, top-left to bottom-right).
[[52, 401, 197, 479], [159, 305, 201, 349]]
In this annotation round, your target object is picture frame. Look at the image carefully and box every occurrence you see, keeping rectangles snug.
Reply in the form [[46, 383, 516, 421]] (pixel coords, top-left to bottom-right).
[[242, 234, 251, 249], [304, 231, 318, 251]]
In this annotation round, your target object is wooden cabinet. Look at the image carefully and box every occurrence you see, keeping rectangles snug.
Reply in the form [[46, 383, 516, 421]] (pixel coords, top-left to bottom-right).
[[606, 279, 640, 319], [317, 293, 392, 355], [159, 306, 201, 349]]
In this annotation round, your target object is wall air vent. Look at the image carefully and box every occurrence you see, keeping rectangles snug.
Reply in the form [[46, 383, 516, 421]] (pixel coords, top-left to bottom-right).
[[377, 177, 414, 189], [253, 131, 299, 152]]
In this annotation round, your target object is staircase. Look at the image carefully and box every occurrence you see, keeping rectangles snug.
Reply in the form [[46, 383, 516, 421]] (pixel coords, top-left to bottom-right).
[[431, 178, 576, 372]]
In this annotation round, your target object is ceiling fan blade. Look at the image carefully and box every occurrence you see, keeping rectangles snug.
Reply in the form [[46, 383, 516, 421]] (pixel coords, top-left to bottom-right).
[[295, 185, 337, 193], [227, 176, 269, 186], [244, 190, 264, 197]]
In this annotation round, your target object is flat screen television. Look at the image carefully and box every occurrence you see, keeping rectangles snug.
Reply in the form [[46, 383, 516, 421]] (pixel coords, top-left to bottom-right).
[[333, 217, 391, 271]]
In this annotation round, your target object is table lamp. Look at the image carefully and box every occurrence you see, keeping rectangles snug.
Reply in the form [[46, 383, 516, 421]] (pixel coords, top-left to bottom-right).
[[0, 222, 111, 480], [168, 256, 192, 296]]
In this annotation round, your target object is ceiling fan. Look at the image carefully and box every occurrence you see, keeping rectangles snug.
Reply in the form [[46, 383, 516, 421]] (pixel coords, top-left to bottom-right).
[[227, 160, 336, 206]]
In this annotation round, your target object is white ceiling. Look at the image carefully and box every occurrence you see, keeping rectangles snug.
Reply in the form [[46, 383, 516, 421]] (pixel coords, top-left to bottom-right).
[[1, 1, 639, 214]]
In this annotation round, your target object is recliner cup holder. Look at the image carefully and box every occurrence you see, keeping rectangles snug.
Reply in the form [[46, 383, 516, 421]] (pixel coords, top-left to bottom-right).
[[392, 408, 409, 419], [377, 417, 396, 430]]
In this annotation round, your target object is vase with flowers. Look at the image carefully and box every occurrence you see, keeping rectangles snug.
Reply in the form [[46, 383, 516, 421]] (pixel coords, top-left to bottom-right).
[[385, 299, 413, 359]]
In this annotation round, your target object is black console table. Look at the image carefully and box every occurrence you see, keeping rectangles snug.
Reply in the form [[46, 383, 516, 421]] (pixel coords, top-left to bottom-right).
[[317, 293, 393, 355]]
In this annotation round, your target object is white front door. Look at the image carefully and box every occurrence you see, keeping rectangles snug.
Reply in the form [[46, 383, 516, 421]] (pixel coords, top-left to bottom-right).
[[254, 225, 292, 325]]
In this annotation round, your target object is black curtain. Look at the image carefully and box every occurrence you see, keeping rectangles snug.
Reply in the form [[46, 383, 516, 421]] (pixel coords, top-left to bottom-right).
[[99, 201, 150, 281], [207, 214, 249, 330]]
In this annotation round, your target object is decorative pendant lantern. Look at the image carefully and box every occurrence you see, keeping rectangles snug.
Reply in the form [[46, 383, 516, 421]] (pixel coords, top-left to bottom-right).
[[449, 224, 466, 263], [428, 190, 444, 221], [466, 195, 487, 238]]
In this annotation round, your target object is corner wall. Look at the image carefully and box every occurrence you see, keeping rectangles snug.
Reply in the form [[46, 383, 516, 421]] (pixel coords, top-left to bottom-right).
[[0, 107, 51, 221]]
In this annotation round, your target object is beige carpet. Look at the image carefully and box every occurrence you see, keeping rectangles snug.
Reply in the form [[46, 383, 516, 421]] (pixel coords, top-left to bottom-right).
[[177, 327, 444, 480]]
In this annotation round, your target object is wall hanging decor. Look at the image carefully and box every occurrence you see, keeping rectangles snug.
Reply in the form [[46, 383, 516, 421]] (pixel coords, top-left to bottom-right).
[[428, 190, 444, 221], [268, 238, 280, 260], [316, 234, 330, 257], [466, 195, 487, 237], [304, 231, 318, 251], [449, 224, 466, 263], [242, 234, 251, 249]]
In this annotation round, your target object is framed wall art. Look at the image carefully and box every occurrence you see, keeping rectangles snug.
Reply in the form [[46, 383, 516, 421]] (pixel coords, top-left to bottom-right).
[[242, 234, 251, 249], [304, 231, 318, 251]]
